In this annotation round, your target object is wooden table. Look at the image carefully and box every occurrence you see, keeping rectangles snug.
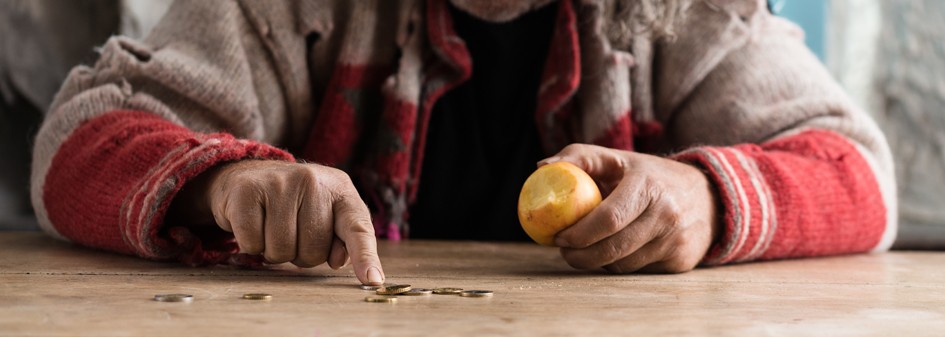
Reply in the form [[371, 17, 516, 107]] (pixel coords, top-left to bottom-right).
[[2, 231, 945, 336]]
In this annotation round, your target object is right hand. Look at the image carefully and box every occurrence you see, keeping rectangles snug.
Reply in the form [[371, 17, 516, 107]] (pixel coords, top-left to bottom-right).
[[171, 160, 385, 285]]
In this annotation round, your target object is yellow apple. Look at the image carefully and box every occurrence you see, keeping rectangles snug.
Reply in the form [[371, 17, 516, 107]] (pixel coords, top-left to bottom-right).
[[518, 161, 602, 246]]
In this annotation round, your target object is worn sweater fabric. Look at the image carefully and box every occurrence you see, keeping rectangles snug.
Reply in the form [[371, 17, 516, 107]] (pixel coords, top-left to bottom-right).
[[32, 0, 897, 266]]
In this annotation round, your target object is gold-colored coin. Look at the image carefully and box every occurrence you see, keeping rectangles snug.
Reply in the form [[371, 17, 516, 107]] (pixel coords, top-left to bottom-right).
[[404, 288, 433, 296], [460, 290, 494, 298], [432, 287, 463, 295], [241, 293, 272, 300], [364, 296, 397, 303], [359, 284, 383, 291], [376, 284, 411, 295], [153, 294, 193, 303]]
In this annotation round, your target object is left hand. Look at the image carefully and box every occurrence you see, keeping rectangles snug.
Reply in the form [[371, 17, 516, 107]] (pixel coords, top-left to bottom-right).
[[542, 144, 719, 273]]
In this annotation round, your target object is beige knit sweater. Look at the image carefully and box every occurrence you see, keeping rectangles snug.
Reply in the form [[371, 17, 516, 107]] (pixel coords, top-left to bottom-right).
[[32, 0, 897, 265]]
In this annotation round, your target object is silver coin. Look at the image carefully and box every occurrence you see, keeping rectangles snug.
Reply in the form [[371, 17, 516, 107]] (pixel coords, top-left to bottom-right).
[[153, 294, 194, 303], [459, 290, 494, 298], [404, 288, 433, 296], [359, 284, 383, 291]]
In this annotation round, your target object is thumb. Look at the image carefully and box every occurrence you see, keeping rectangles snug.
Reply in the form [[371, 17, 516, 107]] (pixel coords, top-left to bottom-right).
[[332, 191, 385, 285]]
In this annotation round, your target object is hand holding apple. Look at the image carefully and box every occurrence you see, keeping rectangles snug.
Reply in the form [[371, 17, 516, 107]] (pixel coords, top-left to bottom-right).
[[528, 144, 720, 274]]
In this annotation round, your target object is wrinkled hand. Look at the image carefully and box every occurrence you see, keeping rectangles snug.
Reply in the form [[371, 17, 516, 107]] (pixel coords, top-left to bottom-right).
[[541, 144, 719, 274], [169, 160, 385, 285]]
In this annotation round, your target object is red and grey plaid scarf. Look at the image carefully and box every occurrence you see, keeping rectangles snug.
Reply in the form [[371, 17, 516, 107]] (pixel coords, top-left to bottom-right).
[[300, 0, 661, 239]]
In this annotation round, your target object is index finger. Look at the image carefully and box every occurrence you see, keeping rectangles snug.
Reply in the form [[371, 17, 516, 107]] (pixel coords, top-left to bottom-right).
[[332, 188, 385, 285], [538, 143, 628, 183]]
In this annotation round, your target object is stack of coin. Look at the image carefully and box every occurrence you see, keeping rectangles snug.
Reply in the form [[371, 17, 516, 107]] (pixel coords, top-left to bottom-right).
[[432, 287, 463, 295], [404, 288, 433, 296], [358, 283, 494, 302], [376, 284, 411, 295]]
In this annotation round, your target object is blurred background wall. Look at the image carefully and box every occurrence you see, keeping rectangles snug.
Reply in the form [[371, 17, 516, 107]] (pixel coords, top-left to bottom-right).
[[830, 0, 945, 248], [2, 0, 945, 248], [0, 0, 171, 230]]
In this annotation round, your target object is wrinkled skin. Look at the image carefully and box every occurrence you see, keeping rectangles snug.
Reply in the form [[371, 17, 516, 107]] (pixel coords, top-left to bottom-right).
[[542, 144, 720, 274], [168, 160, 385, 285]]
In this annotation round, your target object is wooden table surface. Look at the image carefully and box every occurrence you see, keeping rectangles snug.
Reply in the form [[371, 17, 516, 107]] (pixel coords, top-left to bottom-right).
[[2, 231, 945, 337]]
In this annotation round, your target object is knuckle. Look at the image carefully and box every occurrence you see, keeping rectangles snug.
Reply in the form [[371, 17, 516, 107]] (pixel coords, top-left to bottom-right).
[[316, 166, 358, 197], [322, 166, 351, 183], [602, 207, 625, 234], [290, 165, 318, 185], [659, 195, 683, 223]]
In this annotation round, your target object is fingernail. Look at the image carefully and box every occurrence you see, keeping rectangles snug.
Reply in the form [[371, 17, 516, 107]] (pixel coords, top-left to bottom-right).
[[554, 236, 570, 247], [538, 156, 561, 167], [367, 267, 384, 285]]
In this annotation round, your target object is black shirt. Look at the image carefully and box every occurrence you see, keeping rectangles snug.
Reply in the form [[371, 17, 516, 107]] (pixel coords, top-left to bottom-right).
[[409, 2, 557, 241]]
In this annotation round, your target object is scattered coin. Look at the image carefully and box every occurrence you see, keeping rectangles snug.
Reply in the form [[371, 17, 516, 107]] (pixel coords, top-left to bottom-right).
[[364, 296, 397, 303], [376, 284, 411, 295], [241, 293, 272, 300], [460, 290, 494, 298], [404, 288, 433, 296], [432, 287, 463, 295], [359, 284, 383, 291], [153, 294, 193, 303]]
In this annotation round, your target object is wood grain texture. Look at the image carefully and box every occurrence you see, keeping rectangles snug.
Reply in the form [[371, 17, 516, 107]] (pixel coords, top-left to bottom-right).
[[2, 232, 945, 336]]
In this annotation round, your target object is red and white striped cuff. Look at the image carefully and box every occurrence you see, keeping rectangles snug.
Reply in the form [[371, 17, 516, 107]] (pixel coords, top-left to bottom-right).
[[672, 146, 777, 265]]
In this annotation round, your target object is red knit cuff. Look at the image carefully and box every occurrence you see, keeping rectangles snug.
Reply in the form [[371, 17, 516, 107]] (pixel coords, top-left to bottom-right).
[[671, 129, 888, 265], [671, 146, 776, 266], [121, 132, 294, 266], [44, 110, 294, 266]]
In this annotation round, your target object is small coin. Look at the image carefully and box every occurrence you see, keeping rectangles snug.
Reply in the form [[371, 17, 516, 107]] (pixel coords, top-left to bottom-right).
[[460, 290, 494, 298], [153, 294, 193, 303], [241, 293, 272, 300], [432, 287, 463, 295], [404, 288, 433, 296], [364, 296, 397, 303], [376, 284, 411, 295], [359, 284, 383, 291]]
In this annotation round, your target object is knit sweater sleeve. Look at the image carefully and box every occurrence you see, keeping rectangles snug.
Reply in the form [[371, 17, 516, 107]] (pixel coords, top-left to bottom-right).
[[655, 0, 896, 264], [30, 1, 310, 265]]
